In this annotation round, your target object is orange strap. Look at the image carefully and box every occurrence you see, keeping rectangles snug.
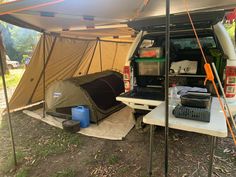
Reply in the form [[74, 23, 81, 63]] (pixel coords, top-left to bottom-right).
[[184, 0, 236, 146], [0, 0, 64, 16]]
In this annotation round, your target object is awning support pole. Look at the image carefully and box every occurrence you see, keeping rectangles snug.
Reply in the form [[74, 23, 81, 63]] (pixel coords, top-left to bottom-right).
[[28, 35, 57, 105], [164, 0, 170, 176], [111, 43, 118, 69], [86, 39, 98, 74], [98, 39, 103, 72], [43, 32, 46, 118], [0, 52, 17, 166]]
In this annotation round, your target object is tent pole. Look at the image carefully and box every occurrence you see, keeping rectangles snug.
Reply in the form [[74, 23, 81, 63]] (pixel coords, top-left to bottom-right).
[[28, 36, 57, 105], [164, 0, 170, 176], [71, 41, 91, 76], [43, 32, 46, 118], [98, 38, 102, 72], [0, 51, 17, 166], [111, 43, 118, 69], [86, 39, 98, 74]]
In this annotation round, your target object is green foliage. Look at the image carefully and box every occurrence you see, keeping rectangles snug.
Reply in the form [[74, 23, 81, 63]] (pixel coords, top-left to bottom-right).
[[0, 69, 24, 89], [51, 169, 77, 177], [21, 54, 30, 64], [108, 154, 119, 165], [0, 21, 39, 62], [224, 21, 235, 47], [15, 168, 29, 177]]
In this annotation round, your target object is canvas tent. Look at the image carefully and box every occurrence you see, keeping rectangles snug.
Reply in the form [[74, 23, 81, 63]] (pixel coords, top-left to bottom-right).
[[8, 34, 132, 110]]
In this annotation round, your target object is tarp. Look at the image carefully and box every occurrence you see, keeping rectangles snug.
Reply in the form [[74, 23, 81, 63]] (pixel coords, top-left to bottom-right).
[[9, 34, 132, 110]]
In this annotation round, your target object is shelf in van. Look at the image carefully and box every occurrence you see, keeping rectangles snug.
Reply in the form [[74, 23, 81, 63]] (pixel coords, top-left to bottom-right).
[[135, 57, 165, 62], [169, 74, 206, 78]]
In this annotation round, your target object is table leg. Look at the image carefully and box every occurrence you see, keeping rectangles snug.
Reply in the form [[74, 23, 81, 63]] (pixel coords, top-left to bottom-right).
[[208, 136, 216, 177], [148, 125, 154, 177]]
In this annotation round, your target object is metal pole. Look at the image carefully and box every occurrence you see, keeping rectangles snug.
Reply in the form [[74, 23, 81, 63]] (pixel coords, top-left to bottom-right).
[[43, 33, 46, 118], [164, 0, 170, 176], [86, 39, 98, 74], [208, 136, 216, 177], [148, 125, 154, 177], [165, 0, 170, 177], [98, 39, 103, 72], [0, 52, 17, 166], [212, 63, 236, 129]]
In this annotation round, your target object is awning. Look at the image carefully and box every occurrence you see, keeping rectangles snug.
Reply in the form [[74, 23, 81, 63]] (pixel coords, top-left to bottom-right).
[[0, 0, 235, 37]]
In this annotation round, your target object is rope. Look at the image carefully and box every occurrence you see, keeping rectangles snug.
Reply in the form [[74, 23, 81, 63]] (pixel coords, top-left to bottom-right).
[[184, 0, 236, 146]]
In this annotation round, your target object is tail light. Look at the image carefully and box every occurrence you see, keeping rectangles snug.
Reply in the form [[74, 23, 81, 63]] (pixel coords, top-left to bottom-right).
[[123, 66, 130, 92], [224, 66, 236, 98]]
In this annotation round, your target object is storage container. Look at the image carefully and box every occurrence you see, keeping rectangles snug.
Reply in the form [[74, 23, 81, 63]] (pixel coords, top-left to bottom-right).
[[139, 47, 163, 58], [180, 92, 211, 108], [136, 58, 165, 76], [72, 106, 90, 128], [62, 120, 80, 133]]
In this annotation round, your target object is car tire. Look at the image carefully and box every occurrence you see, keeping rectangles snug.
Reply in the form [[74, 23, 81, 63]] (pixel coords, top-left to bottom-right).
[[7, 64, 14, 69]]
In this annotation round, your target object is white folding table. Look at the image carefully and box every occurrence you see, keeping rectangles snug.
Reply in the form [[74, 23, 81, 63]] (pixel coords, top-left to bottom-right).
[[143, 97, 228, 177]]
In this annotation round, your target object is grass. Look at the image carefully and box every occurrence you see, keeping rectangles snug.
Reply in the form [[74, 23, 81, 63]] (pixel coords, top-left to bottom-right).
[[31, 129, 81, 157], [0, 68, 25, 89], [1, 150, 26, 173], [108, 154, 119, 165], [51, 168, 77, 177], [15, 168, 29, 177]]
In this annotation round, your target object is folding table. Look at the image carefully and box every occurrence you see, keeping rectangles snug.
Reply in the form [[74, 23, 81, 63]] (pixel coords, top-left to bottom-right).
[[143, 97, 228, 177]]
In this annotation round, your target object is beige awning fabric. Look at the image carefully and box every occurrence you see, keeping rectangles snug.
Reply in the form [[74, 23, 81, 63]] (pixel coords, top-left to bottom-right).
[[9, 34, 132, 110], [0, 0, 236, 33]]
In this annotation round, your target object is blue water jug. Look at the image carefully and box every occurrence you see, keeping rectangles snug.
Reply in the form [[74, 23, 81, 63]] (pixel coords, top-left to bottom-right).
[[71, 106, 90, 128]]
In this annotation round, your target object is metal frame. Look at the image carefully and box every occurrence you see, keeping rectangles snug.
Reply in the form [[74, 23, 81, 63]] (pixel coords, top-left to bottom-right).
[[208, 136, 216, 177], [164, 0, 170, 176], [0, 51, 17, 166], [43, 32, 46, 117]]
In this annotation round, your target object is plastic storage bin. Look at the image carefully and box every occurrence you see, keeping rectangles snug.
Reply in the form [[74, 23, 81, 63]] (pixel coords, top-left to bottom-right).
[[72, 106, 90, 128]]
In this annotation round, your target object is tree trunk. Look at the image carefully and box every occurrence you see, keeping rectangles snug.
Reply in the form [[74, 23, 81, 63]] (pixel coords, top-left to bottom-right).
[[0, 31, 8, 75]]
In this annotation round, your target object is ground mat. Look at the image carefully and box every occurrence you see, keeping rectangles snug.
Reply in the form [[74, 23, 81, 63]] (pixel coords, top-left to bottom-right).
[[23, 107, 134, 140]]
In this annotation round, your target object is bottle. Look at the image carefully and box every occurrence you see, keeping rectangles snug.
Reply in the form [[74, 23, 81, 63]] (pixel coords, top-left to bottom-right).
[[170, 84, 178, 107]]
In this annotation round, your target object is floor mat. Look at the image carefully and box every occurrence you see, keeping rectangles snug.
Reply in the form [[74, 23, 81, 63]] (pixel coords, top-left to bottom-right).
[[23, 107, 134, 140]]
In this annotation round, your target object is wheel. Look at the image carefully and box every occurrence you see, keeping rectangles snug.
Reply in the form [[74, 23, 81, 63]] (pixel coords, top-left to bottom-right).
[[7, 64, 13, 70]]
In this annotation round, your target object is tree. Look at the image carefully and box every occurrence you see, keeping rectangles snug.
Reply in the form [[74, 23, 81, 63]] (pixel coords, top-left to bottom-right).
[[9, 26, 39, 61], [0, 31, 8, 75]]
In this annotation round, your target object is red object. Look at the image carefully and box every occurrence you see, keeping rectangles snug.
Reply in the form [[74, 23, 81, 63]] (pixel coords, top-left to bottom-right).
[[226, 8, 236, 23], [123, 66, 131, 92], [224, 66, 236, 98]]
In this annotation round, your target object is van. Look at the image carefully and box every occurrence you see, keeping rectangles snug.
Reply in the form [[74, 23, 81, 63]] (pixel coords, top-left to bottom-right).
[[117, 10, 236, 127]]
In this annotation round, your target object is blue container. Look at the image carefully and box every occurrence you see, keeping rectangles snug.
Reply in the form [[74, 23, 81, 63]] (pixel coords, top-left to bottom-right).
[[71, 106, 90, 128]]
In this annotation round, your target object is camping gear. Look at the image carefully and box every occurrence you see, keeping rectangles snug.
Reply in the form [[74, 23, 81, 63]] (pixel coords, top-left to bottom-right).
[[172, 104, 211, 122], [212, 63, 236, 129], [46, 70, 125, 123], [72, 106, 90, 128], [139, 47, 163, 58], [135, 58, 165, 76], [62, 120, 80, 133], [180, 92, 211, 108]]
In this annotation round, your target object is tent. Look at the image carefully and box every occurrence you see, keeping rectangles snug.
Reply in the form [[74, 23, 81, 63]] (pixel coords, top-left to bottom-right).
[[8, 34, 132, 110]]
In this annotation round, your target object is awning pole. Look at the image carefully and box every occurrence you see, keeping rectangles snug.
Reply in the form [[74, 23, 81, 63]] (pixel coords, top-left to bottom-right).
[[164, 0, 170, 176], [98, 39, 102, 72], [43, 32, 46, 118], [0, 51, 17, 166], [86, 39, 98, 74]]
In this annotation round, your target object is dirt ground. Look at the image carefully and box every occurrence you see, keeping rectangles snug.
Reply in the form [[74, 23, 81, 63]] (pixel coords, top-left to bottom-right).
[[0, 108, 235, 177]]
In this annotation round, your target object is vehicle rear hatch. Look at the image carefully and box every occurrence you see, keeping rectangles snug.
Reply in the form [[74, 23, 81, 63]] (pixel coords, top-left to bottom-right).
[[128, 10, 226, 32]]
